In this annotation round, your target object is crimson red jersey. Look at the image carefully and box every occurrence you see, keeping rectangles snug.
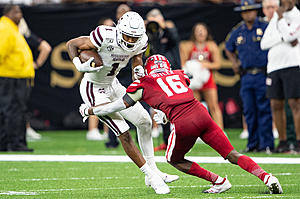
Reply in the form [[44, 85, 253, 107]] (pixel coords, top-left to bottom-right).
[[127, 70, 197, 122]]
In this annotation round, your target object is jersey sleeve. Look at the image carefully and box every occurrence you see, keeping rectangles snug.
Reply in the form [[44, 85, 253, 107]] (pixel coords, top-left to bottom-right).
[[126, 79, 144, 93], [89, 25, 105, 49]]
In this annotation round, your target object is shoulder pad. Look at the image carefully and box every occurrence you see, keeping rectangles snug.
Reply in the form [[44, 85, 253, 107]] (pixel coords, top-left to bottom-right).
[[90, 25, 116, 49]]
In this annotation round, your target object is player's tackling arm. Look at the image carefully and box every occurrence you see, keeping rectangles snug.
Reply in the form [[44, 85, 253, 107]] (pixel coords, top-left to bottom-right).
[[83, 89, 143, 116]]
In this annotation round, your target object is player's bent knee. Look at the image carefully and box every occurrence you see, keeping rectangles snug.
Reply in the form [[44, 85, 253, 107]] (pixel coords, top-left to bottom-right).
[[135, 114, 152, 130], [226, 150, 241, 164]]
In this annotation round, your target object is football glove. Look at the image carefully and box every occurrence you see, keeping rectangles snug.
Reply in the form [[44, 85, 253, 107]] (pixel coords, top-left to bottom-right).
[[153, 109, 168, 124], [73, 57, 102, 73], [79, 103, 90, 122], [134, 65, 145, 80]]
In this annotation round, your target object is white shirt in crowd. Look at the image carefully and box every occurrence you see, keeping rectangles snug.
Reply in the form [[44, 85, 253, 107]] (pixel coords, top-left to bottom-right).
[[261, 6, 300, 74]]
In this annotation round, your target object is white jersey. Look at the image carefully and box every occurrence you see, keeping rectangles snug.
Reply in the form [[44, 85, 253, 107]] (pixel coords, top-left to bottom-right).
[[85, 25, 148, 85]]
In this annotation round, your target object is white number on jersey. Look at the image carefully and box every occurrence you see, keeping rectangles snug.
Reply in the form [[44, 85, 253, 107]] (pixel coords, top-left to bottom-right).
[[156, 75, 188, 97]]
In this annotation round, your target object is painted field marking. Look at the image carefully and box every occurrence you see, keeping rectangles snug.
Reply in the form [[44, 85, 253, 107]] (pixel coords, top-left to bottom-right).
[[0, 155, 300, 164]]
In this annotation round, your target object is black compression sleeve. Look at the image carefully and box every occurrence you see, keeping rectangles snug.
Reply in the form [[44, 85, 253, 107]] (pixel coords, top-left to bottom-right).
[[123, 93, 136, 107]]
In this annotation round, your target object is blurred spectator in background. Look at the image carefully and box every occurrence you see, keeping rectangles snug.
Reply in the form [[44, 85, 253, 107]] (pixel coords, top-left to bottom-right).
[[0, 5, 34, 152], [144, 8, 181, 151], [116, 3, 131, 22], [262, 0, 295, 149], [240, 0, 281, 140], [262, 0, 279, 21], [180, 23, 223, 130], [225, 0, 274, 153], [18, 17, 52, 140], [261, 0, 300, 153], [145, 8, 181, 68], [86, 17, 113, 142]]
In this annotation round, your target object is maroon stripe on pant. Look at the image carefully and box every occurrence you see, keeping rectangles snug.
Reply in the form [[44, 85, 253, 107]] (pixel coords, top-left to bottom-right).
[[90, 82, 95, 106], [98, 115, 121, 136], [86, 81, 93, 106]]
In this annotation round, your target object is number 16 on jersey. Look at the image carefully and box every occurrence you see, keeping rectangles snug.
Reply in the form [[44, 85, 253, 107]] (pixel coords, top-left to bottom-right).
[[156, 75, 188, 97]]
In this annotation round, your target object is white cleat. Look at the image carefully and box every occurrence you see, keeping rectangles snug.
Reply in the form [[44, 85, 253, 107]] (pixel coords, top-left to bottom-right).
[[147, 173, 170, 194], [203, 177, 232, 194], [26, 127, 42, 140], [86, 129, 108, 141], [264, 174, 283, 194], [145, 172, 179, 186], [239, 129, 249, 139]]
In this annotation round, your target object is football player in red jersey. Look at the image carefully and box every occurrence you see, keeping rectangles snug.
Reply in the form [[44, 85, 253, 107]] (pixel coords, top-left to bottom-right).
[[80, 54, 283, 194]]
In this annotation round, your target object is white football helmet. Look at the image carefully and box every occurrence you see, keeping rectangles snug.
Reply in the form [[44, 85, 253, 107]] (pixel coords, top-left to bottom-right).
[[116, 11, 145, 52]]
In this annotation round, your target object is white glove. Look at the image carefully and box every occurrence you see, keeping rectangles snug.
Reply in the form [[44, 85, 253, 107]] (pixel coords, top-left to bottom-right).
[[133, 65, 145, 80], [72, 57, 102, 73], [79, 103, 89, 122], [153, 109, 168, 124]]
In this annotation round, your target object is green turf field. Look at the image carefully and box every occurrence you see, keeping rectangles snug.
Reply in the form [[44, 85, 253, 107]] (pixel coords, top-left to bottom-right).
[[0, 129, 299, 198]]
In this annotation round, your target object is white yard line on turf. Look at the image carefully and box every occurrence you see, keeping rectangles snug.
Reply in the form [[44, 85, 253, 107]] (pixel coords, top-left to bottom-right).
[[0, 155, 300, 164], [0, 184, 298, 196], [0, 173, 297, 182]]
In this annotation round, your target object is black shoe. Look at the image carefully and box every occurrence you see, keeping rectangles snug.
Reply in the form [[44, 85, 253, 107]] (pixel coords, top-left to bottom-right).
[[294, 140, 300, 153], [241, 147, 257, 153], [8, 147, 34, 152], [274, 141, 290, 153]]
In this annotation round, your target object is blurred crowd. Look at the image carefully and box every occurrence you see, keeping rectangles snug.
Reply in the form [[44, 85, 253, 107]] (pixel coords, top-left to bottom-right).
[[0, 0, 246, 5]]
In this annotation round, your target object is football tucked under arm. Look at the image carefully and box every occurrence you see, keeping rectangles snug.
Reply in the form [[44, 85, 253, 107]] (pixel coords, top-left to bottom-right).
[[79, 49, 103, 68]]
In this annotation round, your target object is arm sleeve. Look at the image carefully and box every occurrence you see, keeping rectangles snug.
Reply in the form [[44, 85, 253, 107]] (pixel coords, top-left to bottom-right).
[[278, 17, 300, 42], [261, 13, 282, 50], [89, 26, 104, 49], [92, 98, 126, 116]]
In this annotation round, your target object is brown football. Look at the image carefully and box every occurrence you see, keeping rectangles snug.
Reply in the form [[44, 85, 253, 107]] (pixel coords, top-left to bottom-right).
[[79, 50, 103, 68]]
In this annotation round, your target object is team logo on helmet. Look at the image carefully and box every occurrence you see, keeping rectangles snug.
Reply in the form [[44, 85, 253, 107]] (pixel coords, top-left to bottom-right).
[[145, 54, 171, 75]]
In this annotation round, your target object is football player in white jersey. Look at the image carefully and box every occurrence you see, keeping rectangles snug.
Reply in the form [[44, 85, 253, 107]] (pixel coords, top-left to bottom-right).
[[66, 11, 178, 194]]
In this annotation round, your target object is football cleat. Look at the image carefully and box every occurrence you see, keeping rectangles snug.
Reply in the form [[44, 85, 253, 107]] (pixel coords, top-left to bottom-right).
[[203, 177, 232, 194], [264, 174, 283, 194], [145, 172, 179, 186], [147, 173, 170, 194]]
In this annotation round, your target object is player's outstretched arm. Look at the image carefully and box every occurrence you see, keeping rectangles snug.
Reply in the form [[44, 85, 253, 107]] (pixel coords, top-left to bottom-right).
[[79, 91, 142, 119]]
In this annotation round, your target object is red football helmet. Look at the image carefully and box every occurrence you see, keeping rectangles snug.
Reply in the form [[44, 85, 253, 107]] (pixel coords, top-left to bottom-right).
[[144, 54, 171, 75]]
